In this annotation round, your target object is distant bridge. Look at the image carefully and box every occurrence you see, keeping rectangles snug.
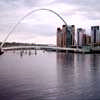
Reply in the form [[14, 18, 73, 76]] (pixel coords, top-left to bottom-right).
[[3, 46, 84, 53]]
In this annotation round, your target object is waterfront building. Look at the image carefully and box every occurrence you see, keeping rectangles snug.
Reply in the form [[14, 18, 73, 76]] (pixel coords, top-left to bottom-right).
[[66, 25, 75, 47], [57, 25, 75, 48], [57, 28, 63, 47], [86, 35, 91, 45], [66, 25, 72, 47], [82, 34, 87, 46], [82, 34, 91, 46], [91, 26, 100, 46], [62, 25, 67, 47], [77, 28, 86, 46], [69, 25, 75, 46]]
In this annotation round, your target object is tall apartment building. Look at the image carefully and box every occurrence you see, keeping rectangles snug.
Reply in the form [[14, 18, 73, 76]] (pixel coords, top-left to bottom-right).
[[77, 28, 86, 46], [67, 25, 75, 46], [57, 28, 63, 47], [62, 25, 67, 47], [77, 28, 91, 46], [86, 35, 91, 45], [82, 34, 91, 46], [57, 25, 75, 48], [91, 26, 100, 45]]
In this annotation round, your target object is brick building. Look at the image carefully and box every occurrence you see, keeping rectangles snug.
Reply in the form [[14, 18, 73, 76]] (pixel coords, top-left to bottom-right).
[[57, 25, 75, 47]]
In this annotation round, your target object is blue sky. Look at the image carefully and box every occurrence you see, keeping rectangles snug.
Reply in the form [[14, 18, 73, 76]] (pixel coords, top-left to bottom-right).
[[0, 0, 100, 44]]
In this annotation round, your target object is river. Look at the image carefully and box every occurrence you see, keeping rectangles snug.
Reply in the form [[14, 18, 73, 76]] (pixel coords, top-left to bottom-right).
[[0, 50, 100, 100]]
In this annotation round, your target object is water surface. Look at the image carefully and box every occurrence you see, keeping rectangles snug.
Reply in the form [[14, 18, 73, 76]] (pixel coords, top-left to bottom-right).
[[0, 50, 100, 100]]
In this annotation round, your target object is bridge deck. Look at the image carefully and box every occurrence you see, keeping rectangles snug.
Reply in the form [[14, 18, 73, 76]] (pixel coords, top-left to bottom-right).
[[2, 46, 90, 53]]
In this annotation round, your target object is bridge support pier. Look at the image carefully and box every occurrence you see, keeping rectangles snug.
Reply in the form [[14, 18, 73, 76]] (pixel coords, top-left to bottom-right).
[[0, 48, 4, 55]]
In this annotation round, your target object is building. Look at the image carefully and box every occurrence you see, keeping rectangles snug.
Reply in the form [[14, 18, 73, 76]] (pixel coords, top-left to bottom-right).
[[57, 25, 67, 47], [82, 34, 91, 46], [91, 26, 100, 46], [67, 25, 75, 47], [57, 25, 75, 48], [77, 28, 91, 47], [62, 25, 67, 47], [82, 34, 87, 46], [69, 25, 75, 46], [77, 28, 86, 46], [85, 35, 91, 45], [57, 28, 63, 47], [66, 26, 72, 47]]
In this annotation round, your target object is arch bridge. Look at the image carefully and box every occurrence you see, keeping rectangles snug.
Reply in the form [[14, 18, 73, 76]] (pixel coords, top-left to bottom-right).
[[0, 8, 68, 55], [0, 8, 85, 54]]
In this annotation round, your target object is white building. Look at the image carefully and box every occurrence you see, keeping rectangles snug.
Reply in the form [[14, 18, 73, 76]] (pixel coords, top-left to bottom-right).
[[77, 28, 86, 46]]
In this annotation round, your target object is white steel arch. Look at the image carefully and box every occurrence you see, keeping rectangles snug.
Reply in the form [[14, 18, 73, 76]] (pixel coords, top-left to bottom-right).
[[1, 8, 67, 47]]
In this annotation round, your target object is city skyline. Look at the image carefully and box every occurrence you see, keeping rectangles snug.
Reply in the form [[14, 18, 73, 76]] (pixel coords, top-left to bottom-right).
[[0, 0, 100, 44]]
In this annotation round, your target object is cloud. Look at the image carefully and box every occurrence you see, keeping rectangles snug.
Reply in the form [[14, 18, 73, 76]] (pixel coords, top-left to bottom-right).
[[54, 0, 100, 20], [0, 0, 100, 44], [0, 0, 55, 9]]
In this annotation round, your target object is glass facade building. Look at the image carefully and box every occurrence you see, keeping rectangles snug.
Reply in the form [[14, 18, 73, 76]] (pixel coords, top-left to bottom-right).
[[57, 25, 75, 48], [91, 26, 100, 44]]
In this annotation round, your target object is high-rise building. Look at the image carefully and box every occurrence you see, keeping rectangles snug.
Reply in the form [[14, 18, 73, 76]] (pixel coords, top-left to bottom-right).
[[57, 28, 63, 47], [82, 34, 87, 46], [91, 26, 100, 45], [82, 34, 91, 46], [57, 25, 75, 47], [77, 28, 86, 46], [66, 26, 72, 47], [62, 25, 67, 47], [67, 25, 75, 46], [86, 35, 91, 45]]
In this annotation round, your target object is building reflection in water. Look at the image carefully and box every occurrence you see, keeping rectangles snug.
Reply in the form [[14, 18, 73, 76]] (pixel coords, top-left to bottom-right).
[[56, 52, 100, 99], [28, 50, 31, 56], [18, 49, 37, 57], [74, 54, 91, 79], [57, 52, 74, 66], [56, 52, 76, 99], [13, 50, 15, 54], [25, 50, 27, 54], [90, 54, 100, 71], [74, 54, 100, 100], [56, 52, 74, 82], [89, 54, 100, 99]]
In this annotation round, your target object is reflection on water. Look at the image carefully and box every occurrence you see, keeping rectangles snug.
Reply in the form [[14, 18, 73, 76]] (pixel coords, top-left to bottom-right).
[[57, 53, 100, 100], [20, 50, 23, 58], [19, 50, 38, 58], [0, 51, 100, 100]]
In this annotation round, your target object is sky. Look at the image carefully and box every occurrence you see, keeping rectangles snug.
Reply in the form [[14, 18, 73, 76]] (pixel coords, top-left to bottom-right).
[[0, 0, 100, 44]]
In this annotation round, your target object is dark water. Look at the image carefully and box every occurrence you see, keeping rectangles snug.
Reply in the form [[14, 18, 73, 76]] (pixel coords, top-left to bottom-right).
[[0, 50, 100, 100]]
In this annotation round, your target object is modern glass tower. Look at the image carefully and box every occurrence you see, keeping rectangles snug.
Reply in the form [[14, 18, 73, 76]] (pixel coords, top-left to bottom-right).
[[91, 26, 100, 45]]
